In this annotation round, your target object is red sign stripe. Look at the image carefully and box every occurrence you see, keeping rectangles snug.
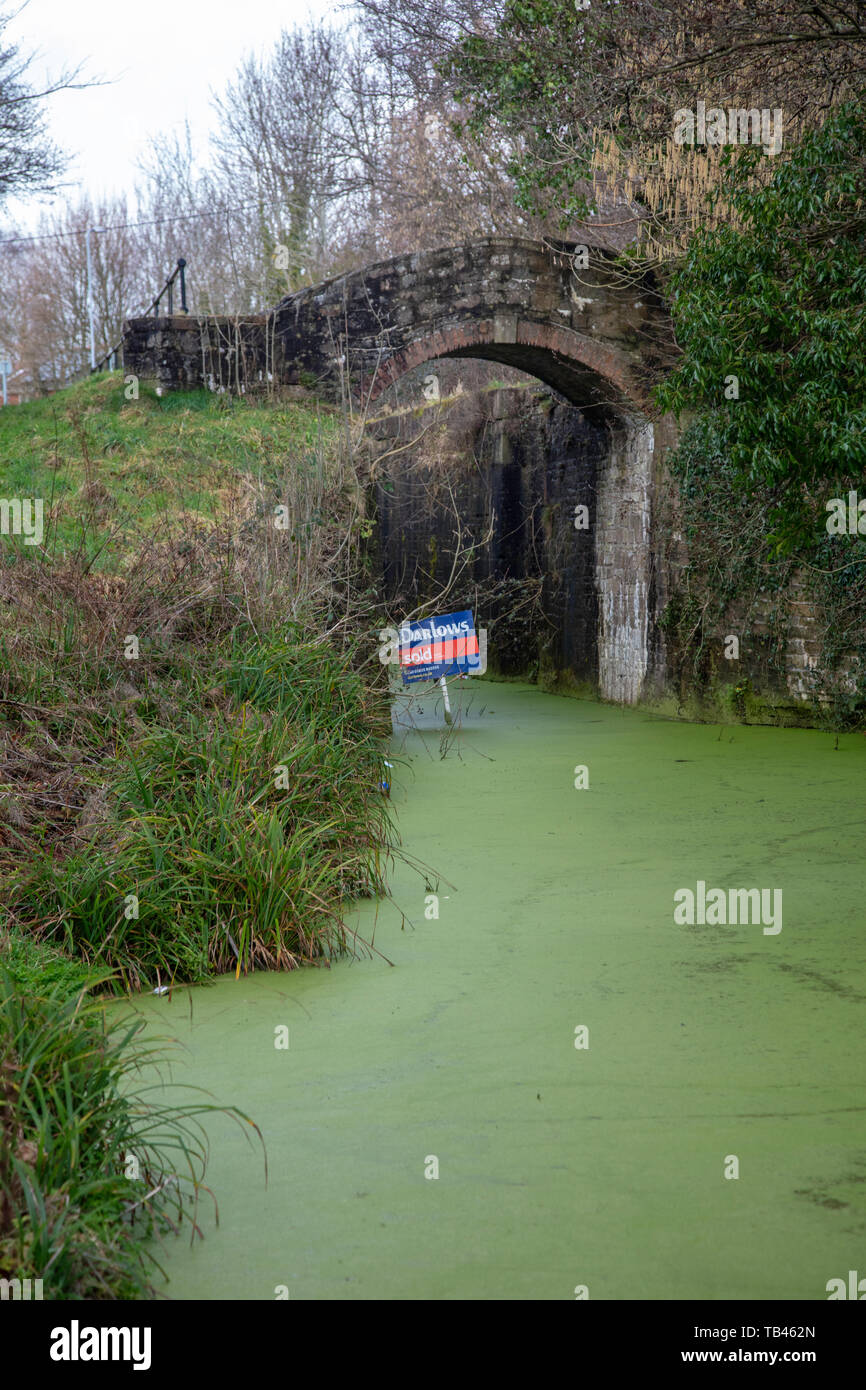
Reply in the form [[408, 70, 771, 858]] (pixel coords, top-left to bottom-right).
[[400, 635, 479, 665]]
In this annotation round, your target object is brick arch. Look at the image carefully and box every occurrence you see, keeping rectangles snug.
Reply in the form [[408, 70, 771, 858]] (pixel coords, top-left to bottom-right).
[[365, 318, 642, 419]]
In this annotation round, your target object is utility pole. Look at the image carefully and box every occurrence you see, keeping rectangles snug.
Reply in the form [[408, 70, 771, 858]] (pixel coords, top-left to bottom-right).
[[86, 225, 106, 370]]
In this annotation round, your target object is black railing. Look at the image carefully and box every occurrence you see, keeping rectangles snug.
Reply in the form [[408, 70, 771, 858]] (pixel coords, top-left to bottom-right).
[[92, 340, 123, 374], [92, 258, 188, 374], [145, 257, 188, 319]]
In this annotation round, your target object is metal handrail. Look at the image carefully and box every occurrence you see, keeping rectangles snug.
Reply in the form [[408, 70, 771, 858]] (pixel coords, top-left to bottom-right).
[[92, 258, 188, 374]]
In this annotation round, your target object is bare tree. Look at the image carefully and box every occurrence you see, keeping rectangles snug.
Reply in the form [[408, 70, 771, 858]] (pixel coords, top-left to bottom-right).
[[135, 124, 264, 316], [0, 195, 145, 390], [357, 101, 544, 256], [209, 25, 358, 296], [0, 0, 96, 207], [352, 0, 866, 262]]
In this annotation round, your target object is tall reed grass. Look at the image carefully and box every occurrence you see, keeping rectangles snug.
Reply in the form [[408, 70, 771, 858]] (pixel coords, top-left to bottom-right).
[[0, 951, 263, 1298], [11, 632, 393, 988]]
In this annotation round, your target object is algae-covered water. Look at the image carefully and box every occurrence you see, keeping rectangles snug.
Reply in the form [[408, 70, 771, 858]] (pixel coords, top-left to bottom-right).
[[141, 683, 865, 1300]]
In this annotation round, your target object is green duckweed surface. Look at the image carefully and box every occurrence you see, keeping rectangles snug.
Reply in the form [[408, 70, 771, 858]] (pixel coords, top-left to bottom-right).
[[141, 682, 866, 1300]]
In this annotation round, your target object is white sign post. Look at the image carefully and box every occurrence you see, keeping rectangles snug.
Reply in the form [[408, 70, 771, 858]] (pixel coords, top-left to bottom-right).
[[439, 675, 453, 725]]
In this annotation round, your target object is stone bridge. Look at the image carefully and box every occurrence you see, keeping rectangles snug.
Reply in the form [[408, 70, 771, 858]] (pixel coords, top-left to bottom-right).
[[124, 237, 679, 705], [271, 236, 672, 419], [124, 236, 672, 416], [269, 237, 678, 704]]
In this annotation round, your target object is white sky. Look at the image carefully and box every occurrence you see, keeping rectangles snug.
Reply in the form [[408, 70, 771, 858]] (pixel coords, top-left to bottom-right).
[[4, 0, 343, 228]]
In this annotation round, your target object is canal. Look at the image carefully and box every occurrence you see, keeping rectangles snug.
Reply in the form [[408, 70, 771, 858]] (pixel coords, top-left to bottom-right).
[[140, 682, 866, 1300]]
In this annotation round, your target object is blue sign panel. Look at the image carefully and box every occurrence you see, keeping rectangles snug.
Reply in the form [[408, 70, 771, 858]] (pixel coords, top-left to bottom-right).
[[399, 610, 480, 684]]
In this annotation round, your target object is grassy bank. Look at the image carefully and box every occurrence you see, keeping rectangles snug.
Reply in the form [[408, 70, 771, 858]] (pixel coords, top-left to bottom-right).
[[1, 374, 394, 989], [0, 374, 393, 1295]]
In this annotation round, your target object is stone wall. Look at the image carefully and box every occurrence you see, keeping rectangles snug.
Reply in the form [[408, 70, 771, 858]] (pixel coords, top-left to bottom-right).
[[595, 417, 654, 704], [123, 236, 675, 414], [656, 459, 835, 717], [742, 582, 826, 704], [122, 315, 269, 394], [370, 372, 672, 699], [271, 235, 672, 412], [782, 589, 824, 700]]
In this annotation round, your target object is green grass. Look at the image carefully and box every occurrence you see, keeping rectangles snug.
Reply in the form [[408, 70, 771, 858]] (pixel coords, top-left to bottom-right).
[[9, 632, 393, 989], [0, 923, 90, 998], [0, 373, 339, 564], [0, 373, 390, 1298]]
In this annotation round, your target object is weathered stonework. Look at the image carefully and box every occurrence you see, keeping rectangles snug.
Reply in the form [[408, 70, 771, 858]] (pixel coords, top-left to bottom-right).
[[372, 383, 603, 685], [122, 314, 270, 394], [124, 237, 674, 415], [596, 418, 654, 704], [270, 236, 672, 415]]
